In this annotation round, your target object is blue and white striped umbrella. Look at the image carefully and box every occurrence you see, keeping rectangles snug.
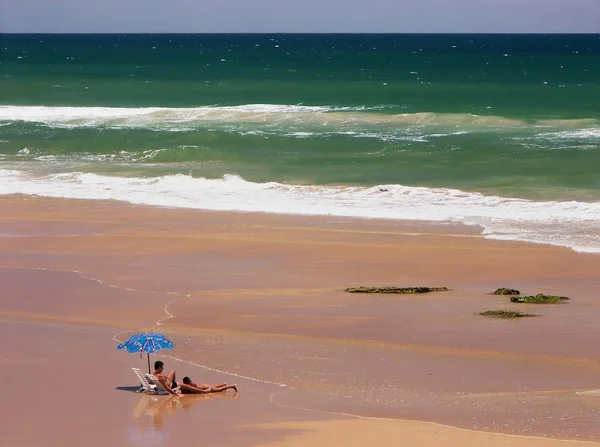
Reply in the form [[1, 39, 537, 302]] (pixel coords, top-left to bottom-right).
[[117, 332, 174, 373]]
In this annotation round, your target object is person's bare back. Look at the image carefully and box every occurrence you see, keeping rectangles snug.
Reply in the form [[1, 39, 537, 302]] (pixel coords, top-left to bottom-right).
[[152, 360, 179, 395]]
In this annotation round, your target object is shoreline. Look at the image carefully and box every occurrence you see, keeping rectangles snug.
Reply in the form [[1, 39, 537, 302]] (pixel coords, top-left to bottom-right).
[[1, 184, 599, 254], [2, 194, 600, 446]]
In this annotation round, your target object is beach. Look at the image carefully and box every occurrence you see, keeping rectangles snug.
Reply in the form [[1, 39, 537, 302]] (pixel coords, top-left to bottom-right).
[[2, 195, 600, 446]]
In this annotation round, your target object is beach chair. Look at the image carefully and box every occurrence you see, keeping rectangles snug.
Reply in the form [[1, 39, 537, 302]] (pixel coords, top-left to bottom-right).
[[132, 368, 157, 393], [145, 372, 180, 395]]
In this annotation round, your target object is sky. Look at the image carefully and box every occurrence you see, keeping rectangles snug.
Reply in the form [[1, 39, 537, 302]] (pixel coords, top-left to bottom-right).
[[1, 0, 599, 33]]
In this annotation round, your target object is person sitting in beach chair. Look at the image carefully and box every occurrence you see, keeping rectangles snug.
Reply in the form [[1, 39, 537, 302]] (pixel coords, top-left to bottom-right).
[[152, 360, 179, 395], [179, 376, 238, 394]]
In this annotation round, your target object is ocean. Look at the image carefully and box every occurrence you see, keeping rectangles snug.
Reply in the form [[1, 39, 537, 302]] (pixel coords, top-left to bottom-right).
[[1, 33, 599, 252]]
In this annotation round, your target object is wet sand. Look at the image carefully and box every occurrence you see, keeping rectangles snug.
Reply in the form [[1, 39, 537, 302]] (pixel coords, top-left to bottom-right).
[[2, 195, 600, 446]]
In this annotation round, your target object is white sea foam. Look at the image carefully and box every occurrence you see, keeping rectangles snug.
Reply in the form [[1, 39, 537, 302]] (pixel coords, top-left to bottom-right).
[[1, 105, 597, 131], [1, 169, 599, 254], [0, 104, 356, 126], [539, 128, 600, 140]]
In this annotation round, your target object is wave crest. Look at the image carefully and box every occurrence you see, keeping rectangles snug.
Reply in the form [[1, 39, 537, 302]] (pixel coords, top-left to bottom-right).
[[0, 105, 597, 130]]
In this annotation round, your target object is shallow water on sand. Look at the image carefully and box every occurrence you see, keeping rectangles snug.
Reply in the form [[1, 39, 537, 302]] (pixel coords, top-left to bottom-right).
[[167, 326, 600, 440], [3, 200, 600, 443]]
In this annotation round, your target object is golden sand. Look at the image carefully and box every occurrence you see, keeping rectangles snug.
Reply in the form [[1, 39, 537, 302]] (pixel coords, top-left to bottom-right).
[[2, 195, 600, 446]]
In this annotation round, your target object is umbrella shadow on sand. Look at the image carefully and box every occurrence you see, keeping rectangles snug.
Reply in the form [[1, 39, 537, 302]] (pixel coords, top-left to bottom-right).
[[131, 393, 238, 430]]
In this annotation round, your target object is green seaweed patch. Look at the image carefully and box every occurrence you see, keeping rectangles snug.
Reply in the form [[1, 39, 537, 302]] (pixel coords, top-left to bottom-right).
[[493, 288, 520, 295], [480, 310, 537, 319], [345, 286, 448, 294], [510, 294, 569, 304]]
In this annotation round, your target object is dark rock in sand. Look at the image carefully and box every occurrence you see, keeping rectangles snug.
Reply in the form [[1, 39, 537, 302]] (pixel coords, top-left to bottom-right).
[[510, 293, 569, 304], [345, 286, 448, 294], [493, 288, 520, 295], [480, 310, 537, 319]]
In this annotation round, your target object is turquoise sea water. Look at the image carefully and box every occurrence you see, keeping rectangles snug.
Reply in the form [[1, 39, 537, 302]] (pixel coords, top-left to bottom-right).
[[1, 34, 599, 251]]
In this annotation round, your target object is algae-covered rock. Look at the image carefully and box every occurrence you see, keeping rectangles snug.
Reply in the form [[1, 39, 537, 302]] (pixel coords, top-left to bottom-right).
[[345, 286, 448, 294], [510, 294, 569, 304], [480, 310, 537, 319], [493, 288, 520, 295]]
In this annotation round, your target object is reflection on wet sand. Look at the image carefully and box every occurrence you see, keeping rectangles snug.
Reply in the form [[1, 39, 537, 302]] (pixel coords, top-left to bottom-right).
[[132, 393, 238, 430], [5, 197, 600, 446]]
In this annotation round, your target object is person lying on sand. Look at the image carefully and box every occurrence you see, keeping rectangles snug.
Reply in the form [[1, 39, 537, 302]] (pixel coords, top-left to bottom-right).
[[152, 360, 179, 395], [179, 376, 238, 394]]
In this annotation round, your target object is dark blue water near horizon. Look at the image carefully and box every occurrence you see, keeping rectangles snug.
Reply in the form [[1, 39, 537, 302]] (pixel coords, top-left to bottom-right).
[[2, 33, 599, 116]]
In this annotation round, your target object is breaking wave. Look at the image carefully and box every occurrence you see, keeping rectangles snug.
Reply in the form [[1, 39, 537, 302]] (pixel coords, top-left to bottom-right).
[[0, 105, 597, 131], [1, 169, 599, 254]]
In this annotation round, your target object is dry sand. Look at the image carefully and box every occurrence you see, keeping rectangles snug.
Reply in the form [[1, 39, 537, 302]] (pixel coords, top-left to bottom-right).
[[2, 195, 600, 447]]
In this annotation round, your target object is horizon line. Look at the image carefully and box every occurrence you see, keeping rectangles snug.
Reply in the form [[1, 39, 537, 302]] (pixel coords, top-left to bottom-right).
[[2, 31, 600, 36]]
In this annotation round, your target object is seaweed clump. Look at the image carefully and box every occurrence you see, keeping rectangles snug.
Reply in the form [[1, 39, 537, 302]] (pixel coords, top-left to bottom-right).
[[493, 288, 520, 295], [480, 310, 537, 319], [345, 286, 448, 294], [510, 294, 569, 304]]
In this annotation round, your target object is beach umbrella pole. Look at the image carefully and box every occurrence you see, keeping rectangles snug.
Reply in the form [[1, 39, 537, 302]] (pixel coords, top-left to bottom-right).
[[147, 353, 151, 374]]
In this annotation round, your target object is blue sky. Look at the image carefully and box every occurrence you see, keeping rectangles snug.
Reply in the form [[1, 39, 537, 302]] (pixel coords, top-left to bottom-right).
[[1, 0, 599, 33]]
